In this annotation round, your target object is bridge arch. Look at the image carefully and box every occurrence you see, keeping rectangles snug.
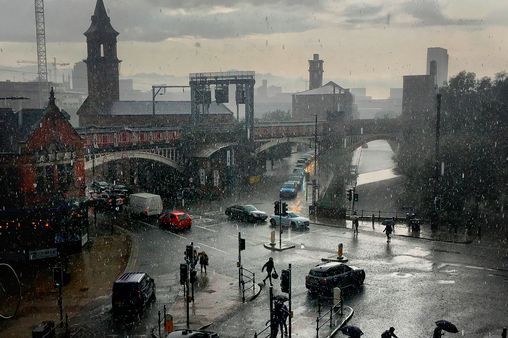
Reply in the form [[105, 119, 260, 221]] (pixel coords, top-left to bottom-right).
[[84, 150, 183, 172], [346, 133, 399, 152], [255, 137, 313, 155]]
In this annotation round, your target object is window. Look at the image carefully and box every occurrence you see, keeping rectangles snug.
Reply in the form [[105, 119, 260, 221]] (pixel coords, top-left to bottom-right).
[[58, 164, 73, 192]]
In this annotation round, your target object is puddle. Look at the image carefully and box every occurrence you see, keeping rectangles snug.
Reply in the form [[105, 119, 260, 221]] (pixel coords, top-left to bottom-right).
[[390, 255, 433, 272], [390, 272, 414, 278], [437, 280, 455, 285]]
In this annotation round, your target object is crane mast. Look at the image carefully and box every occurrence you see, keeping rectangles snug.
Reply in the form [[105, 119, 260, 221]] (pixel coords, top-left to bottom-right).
[[34, 0, 48, 82]]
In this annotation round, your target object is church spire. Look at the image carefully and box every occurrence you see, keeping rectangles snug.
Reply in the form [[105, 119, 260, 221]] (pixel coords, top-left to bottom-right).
[[85, 0, 119, 37]]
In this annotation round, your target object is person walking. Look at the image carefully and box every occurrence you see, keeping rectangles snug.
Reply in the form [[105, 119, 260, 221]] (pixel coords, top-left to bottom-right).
[[383, 223, 393, 243], [280, 303, 289, 336], [262, 257, 276, 286], [381, 327, 398, 338], [352, 211, 359, 234], [199, 251, 208, 274], [433, 327, 443, 338], [371, 213, 375, 229]]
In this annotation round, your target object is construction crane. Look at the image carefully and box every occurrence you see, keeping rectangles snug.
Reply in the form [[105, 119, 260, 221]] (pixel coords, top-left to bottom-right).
[[34, 0, 48, 82], [17, 58, 70, 83]]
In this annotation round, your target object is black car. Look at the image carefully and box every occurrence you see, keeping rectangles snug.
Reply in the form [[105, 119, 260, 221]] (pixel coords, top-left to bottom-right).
[[225, 205, 268, 222], [112, 272, 156, 315], [167, 329, 219, 337], [305, 262, 365, 295]]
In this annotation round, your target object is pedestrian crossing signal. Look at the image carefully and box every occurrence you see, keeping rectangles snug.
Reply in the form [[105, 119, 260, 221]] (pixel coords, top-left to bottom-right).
[[354, 193, 359, 202], [281, 269, 290, 293], [274, 201, 281, 215], [347, 189, 352, 201], [239, 237, 246, 251], [282, 202, 288, 216]]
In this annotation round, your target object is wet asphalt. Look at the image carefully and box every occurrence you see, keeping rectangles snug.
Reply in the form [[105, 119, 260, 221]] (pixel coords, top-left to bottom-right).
[[70, 141, 508, 338]]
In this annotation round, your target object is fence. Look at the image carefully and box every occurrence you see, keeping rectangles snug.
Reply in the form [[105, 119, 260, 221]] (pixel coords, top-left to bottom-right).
[[346, 209, 425, 222], [315, 298, 343, 338], [240, 266, 256, 303], [253, 323, 272, 338]]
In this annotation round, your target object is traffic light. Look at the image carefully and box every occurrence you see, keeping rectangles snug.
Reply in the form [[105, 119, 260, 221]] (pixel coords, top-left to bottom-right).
[[280, 269, 290, 293], [354, 193, 359, 202], [180, 263, 188, 285], [185, 245, 193, 263], [53, 266, 62, 288], [347, 189, 352, 201], [282, 202, 288, 216], [274, 201, 280, 215], [239, 237, 246, 251], [190, 269, 197, 284]]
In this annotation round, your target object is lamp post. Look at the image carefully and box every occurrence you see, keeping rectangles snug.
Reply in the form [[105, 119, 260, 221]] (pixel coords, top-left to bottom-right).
[[432, 93, 442, 230]]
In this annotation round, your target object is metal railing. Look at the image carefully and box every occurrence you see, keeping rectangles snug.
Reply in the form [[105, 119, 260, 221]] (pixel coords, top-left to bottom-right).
[[240, 266, 256, 303], [254, 322, 272, 338], [316, 299, 343, 338]]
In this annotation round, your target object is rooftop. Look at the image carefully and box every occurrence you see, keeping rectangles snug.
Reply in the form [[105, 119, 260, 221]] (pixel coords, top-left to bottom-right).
[[294, 81, 349, 96]]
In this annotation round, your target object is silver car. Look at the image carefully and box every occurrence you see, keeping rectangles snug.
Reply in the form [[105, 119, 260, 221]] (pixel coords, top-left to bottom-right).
[[269, 211, 310, 230]]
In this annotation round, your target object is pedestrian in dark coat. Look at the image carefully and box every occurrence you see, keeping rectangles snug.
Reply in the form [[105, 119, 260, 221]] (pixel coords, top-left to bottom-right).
[[381, 327, 398, 338], [383, 223, 393, 242], [262, 257, 276, 286], [199, 251, 208, 273], [433, 327, 443, 338]]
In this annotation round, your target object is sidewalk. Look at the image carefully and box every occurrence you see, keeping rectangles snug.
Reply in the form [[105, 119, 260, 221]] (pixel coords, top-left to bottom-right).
[[0, 225, 130, 337]]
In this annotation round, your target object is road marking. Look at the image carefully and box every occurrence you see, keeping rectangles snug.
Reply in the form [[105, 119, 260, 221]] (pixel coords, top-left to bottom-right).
[[194, 225, 217, 233], [196, 242, 228, 254]]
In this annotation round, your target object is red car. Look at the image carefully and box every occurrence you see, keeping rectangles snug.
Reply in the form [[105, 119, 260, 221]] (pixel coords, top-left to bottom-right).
[[159, 210, 192, 230]]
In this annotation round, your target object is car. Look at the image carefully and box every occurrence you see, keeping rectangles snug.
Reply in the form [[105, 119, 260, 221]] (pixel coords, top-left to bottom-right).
[[112, 272, 156, 315], [279, 181, 298, 199], [305, 262, 365, 295], [159, 210, 192, 229], [269, 211, 309, 230], [294, 163, 305, 169], [225, 205, 268, 222], [91, 181, 110, 192], [167, 329, 219, 338], [289, 175, 304, 189], [292, 168, 306, 177], [128, 193, 163, 217], [296, 158, 308, 165]]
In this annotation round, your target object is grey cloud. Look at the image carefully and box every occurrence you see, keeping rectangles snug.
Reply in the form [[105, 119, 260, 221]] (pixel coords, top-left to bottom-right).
[[343, 4, 383, 18], [147, 0, 325, 10], [404, 0, 481, 26], [0, 0, 318, 42]]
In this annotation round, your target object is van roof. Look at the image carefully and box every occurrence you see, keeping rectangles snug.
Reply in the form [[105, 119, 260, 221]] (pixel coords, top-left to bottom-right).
[[115, 272, 147, 284], [130, 193, 160, 198]]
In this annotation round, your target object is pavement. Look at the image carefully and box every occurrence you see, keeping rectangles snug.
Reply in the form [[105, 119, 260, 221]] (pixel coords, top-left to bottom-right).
[[0, 229, 130, 338]]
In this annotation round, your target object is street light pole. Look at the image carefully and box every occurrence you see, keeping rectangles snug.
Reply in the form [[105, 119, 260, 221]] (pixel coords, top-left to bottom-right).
[[432, 93, 442, 230]]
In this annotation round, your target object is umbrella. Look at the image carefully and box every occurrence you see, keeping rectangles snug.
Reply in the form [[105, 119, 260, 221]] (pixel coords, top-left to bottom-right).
[[273, 294, 288, 302], [435, 320, 459, 333], [340, 325, 363, 337], [382, 219, 395, 226]]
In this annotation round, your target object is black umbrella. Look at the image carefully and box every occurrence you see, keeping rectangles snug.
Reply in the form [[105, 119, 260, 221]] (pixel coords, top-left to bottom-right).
[[382, 219, 395, 226], [273, 294, 288, 302], [340, 325, 363, 337], [435, 320, 459, 333]]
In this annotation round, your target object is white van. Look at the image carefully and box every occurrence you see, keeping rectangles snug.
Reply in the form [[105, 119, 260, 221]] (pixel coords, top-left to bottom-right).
[[128, 193, 163, 217]]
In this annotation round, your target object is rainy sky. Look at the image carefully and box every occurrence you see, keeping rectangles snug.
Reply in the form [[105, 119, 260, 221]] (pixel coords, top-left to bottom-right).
[[0, 0, 507, 96]]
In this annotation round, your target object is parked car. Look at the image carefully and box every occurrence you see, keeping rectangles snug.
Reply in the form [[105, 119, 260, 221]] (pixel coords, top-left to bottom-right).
[[297, 158, 308, 165], [90, 181, 110, 192], [269, 211, 309, 230], [167, 329, 219, 338], [279, 181, 298, 199], [305, 262, 365, 295], [225, 205, 268, 222], [128, 193, 163, 217], [159, 210, 192, 230], [292, 168, 306, 177], [112, 272, 156, 315]]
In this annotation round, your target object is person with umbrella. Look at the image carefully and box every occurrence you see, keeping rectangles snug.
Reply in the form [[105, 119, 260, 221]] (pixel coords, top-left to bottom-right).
[[381, 327, 398, 338], [434, 320, 459, 337], [383, 220, 394, 243], [340, 325, 363, 337]]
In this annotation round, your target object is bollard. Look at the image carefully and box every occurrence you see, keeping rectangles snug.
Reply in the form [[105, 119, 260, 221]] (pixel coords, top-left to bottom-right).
[[338, 243, 343, 259], [316, 316, 319, 338], [158, 310, 161, 338], [502, 327, 507, 338], [270, 231, 276, 246]]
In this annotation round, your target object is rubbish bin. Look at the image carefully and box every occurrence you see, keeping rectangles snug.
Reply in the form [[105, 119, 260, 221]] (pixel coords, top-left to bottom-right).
[[32, 320, 55, 338]]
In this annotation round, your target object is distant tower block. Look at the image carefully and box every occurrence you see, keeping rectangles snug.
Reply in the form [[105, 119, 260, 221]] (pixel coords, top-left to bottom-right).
[[426, 47, 448, 87], [308, 54, 324, 90]]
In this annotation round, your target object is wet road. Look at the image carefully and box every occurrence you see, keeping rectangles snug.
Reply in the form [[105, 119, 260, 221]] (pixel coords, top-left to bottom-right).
[[71, 145, 508, 337]]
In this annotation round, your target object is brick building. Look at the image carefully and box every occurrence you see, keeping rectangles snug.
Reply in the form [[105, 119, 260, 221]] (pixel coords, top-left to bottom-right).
[[292, 81, 354, 121], [0, 89, 85, 210]]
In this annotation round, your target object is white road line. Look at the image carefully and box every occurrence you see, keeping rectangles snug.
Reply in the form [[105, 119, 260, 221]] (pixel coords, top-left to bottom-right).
[[196, 242, 228, 254], [194, 225, 217, 233]]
